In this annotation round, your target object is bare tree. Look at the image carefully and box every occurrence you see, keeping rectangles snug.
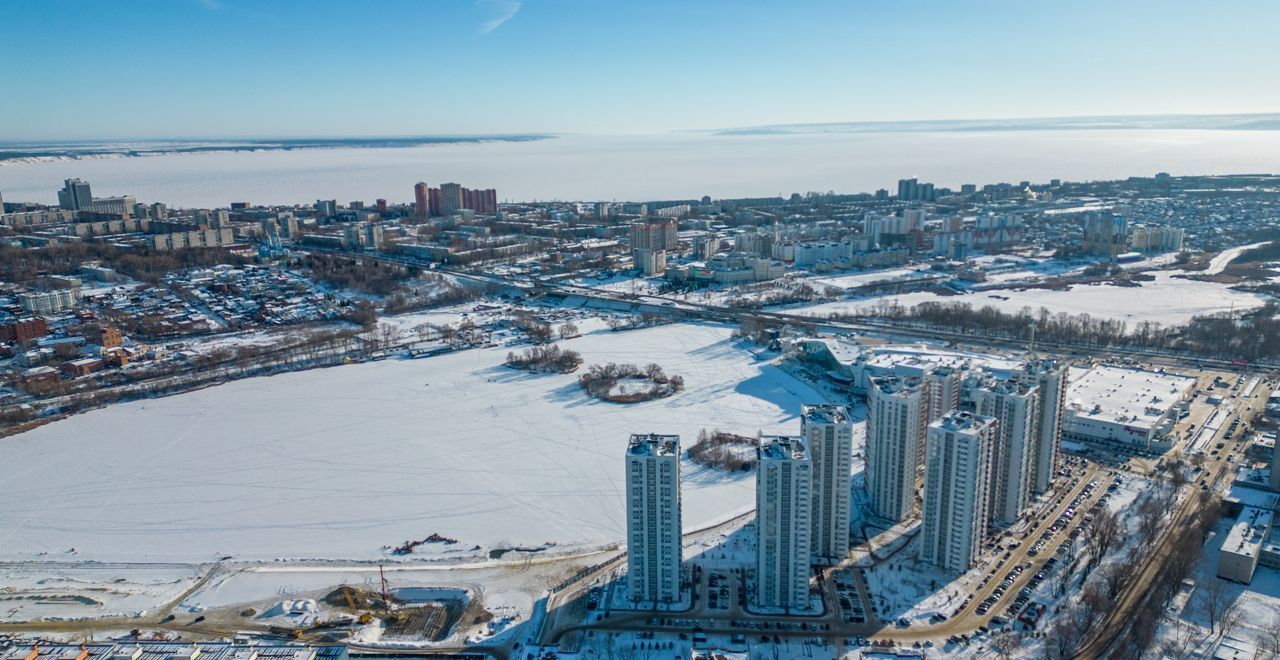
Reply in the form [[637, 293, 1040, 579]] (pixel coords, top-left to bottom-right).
[[376, 322, 401, 351], [1169, 459, 1190, 491], [1086, 507, 1122, 569], [558, 321, 579, 339], [523, 321, 554, 344], [1197, 576, 1234, 635], [1137, 495, 1166, 546], [53, 342, 81, 359], [1075, 582, 1111, 633], [1260, 607, 1280, 659], [1096, 561, 1129, 601], [990, 631, 1021, 659], [1220, 595, 1245, 640], [1128, 604, 1163, 656], [1045, 613, 1086, 660], [1159, 615, 1200, 658]]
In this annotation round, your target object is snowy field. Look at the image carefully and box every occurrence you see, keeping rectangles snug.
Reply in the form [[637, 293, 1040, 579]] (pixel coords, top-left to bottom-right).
[[0, 564, 203, 623], [0, 322, 822, 563], [179, 554, 608, 623], [802, 267, 935, 290], [793, 270, 1266, 326], [788, 242, 1271, 326]]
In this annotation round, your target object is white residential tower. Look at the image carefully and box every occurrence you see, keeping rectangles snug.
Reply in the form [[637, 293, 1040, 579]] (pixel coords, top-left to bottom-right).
[[755, 435, 812, 610], [626, 433, 683, 603], [866, 375, 930, 522], [801, 403, 853, 564], [921, 411, 997, 573]]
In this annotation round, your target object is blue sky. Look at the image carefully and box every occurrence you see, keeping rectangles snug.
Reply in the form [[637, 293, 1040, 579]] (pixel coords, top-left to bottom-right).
[[2, 0, 1278, 139]]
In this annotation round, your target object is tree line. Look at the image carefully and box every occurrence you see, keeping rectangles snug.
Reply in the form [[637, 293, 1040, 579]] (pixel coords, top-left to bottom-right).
[[842, 299, 1280, 362], [505, 344, 583, 373]]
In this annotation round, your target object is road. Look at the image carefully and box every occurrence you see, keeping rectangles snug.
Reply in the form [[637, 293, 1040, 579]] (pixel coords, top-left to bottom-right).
[[317, 247, 1273, 374], [875, 465, 1114, 644], [536, 460, 1114, 648], [1072, 381, 1269, 658]]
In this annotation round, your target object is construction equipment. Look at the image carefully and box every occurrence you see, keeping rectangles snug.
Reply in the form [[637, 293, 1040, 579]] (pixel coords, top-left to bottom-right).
[[379, 565, 391, 615]]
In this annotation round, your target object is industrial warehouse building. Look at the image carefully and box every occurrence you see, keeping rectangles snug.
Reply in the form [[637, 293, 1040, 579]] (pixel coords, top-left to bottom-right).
[[1062, 366, 1196, 453]]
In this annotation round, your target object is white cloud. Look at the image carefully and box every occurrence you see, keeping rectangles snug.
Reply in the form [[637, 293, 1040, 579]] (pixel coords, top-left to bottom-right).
[[477, 0, 521, 35]]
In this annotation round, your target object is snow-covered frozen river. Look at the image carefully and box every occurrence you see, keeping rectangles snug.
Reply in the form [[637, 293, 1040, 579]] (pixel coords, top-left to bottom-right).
[[0, 323, 821, 563]]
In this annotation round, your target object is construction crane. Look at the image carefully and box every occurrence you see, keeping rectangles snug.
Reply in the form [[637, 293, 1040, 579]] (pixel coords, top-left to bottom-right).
[[379, 565, 391, 615]]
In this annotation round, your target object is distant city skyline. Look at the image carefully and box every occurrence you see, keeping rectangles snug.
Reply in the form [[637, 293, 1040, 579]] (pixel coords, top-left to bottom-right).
[[3, 0, 1279, 140]]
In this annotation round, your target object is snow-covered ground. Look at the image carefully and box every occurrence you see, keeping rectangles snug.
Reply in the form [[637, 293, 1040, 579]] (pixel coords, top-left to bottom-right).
[[862, 536, 974, 625], [802, 267, 934, 290], [793, 272, 1266, 326], [0, 322, 822, 563], [0, 564, 203, 623], [785, 242, 1271, 326]]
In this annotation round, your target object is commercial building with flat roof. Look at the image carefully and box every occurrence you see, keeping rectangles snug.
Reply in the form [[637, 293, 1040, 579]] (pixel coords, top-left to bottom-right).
[[1063, 366, 1195, 452], [1218, 506, 1274, 583]]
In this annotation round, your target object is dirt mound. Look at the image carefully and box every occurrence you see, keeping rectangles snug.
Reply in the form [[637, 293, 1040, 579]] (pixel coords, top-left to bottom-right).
[[323, 585, 398, 611]]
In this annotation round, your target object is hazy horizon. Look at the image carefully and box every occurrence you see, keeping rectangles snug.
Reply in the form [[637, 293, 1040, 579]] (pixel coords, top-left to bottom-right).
[[2, 110, 1280, 145], [5, 130, 1278, 208]]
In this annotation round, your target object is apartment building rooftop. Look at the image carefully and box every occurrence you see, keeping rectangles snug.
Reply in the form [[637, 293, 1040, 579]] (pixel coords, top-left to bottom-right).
[[801, 403, 849, 425], [982, 376, 1037, 397], [628, 433, 679, 457], [759, 435, 808, 462], [935, 410, 995, 433], [1021, 357, 1065, 375], [870, 374, 926, 396]]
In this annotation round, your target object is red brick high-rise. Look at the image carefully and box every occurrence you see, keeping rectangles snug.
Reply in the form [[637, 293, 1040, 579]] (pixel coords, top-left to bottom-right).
[[413, 182, 429, 219], [462, 188, 498, 214], [428, 188, 444, 217]]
